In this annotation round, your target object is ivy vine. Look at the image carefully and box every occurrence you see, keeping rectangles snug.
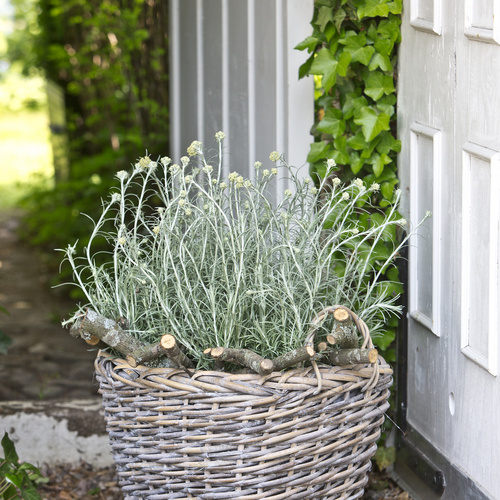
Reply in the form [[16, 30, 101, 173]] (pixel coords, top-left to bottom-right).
[[296, 0, 402, 206], [296, 0, 403, 357]]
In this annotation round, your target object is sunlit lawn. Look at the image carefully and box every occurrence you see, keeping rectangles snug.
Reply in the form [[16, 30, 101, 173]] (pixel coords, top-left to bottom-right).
[[0, 106, 54, 208]]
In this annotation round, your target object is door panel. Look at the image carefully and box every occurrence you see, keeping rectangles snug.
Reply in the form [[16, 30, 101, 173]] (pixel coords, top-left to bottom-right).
[[399, 1, 500, 497]]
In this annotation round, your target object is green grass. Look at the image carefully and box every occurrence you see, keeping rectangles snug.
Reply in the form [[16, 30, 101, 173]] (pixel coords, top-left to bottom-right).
[[0, 107, 54, 209]]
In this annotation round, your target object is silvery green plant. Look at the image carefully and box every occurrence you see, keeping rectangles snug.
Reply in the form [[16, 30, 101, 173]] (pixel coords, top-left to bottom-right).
[[61, 132, 423, 369]]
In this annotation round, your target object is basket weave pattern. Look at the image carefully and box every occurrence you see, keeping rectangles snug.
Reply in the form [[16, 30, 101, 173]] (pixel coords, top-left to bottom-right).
[[96, 352, 392, 500]]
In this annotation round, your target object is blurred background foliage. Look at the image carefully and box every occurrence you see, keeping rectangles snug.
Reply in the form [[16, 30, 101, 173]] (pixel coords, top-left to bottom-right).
[[1, 0, 169, 285]]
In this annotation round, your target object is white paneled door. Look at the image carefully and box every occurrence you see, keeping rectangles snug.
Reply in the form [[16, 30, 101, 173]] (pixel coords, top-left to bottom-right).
[[399, 0, 500, 498]]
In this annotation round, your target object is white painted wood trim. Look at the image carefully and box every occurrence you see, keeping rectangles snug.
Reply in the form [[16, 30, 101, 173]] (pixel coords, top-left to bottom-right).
[[169, 0, 181, 162], [409, 123, 442, 337], [461, 142, 499, 376], [410, 0, 442, 35], [464, 0, 500, 44]]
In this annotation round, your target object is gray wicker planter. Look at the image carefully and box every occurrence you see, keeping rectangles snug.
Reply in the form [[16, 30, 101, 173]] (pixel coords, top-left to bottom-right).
[[95, 343, 392, 499]]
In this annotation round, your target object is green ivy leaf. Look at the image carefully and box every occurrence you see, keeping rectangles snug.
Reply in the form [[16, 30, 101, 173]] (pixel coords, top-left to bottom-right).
[[342, 92, 368, 119], [316, 6, 334, 31], [368, 52, 393, 71], [310, 48, 338, 91], [374, 446, 396, 470], [356, 0, 390, 20], [2, 432, 19, 464], [376, 328, 396, 350], [376, 132, 401, 155], [298, 53, 315, 79], [388, 0, 403, 15], [364, 71, 395, 101], [307, 141, 331, 163], [333, 136, 350, 164], [381, 178, 399, 200], [339, 31, 375, 65], [347, 131, 370, 150], [316, 107, 346, 137], [294, 36, 321, 52], [353, 107, 390, 141], [369, 152, 392, 177], [349, 151, 365, 174]]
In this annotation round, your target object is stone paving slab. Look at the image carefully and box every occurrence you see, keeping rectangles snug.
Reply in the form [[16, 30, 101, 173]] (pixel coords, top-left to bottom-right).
[[0, 209, 98, 401]]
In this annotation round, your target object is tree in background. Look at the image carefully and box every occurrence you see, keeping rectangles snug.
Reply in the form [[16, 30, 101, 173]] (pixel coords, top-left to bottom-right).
[[6, 0, 169, 275]]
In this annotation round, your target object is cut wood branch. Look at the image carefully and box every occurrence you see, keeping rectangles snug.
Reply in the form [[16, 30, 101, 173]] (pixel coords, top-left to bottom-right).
[[327, 307, 359, 348], [271, 346, 315, 372], [327, 348, 378, 366], [126, 334, 193, 369], [209, 347, 273, 375], [69, 309, 146, 355], [161, 334, 194, 369]]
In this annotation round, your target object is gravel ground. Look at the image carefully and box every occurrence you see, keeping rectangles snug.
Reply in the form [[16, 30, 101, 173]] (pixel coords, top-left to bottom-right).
[[36, 462, 411, 499]]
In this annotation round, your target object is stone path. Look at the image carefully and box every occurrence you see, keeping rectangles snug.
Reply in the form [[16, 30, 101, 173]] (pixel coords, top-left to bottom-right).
[[0, 209, 98, 400]]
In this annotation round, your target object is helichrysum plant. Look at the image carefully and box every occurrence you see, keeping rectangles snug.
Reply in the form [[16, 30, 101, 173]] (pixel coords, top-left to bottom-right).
[[61, 132, 423, 370]]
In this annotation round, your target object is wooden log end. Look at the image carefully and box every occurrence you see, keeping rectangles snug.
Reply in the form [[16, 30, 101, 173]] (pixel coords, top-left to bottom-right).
[[368, 348, 378, 364], [203, 348, 212, 355], [333, 307, 350, 322], [326, 334, 336, 345], [161, 334, 176, 350], [211, 347, 224, 359], [259, 359, 274, 375], [317, 341, 328, 352], [305, 346, 315, 358], [85, 334, 100, 346], [126, 355, 138, 368]]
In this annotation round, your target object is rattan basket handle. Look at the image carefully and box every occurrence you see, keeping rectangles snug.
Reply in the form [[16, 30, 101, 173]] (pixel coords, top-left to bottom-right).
[[304, 305, 373, 349], [305, 305, 380, 393]]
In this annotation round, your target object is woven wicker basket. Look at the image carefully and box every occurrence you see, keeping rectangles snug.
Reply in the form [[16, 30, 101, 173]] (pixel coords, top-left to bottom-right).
[[95, 307, 393, 500]]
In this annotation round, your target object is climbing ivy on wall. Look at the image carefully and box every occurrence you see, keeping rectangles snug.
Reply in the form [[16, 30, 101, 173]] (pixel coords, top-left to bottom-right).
[[296, 0, 402, 205], [296, 0, 403, 361]]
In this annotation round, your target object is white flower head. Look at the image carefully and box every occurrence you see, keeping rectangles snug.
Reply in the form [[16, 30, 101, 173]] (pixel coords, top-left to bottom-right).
[[271, 168, 278, 176], [244, 180, 252, 189], [179, 190, 187, 198], [398, 218, 407, 227], [161, 156, 171, 167], [203, 164, 213, 174], [310, 187, 318, 195], [178, 198, 186, 207], [352, 228, 359, 235], [304, 178, 311, 185], [187, 140, 202, 156], [157, 207, 165, 214], [354, 178, 364, 189], [370, 182, 380, 192], [118, 237, 126, 245], [254, 161, 262, 170], [332, 177, 341, 186], [116, 170, 129, 181], [220, 181, 228, 190], [185, 208, 192, 216], [269, 151, 280, 162], [215, 131, 226, 142], [135, 156, 151, 170], [342, 192, 350, 201], [169, 163, 181, 174], [327, 158, 337, 169], [262, 169, 270, 177], [228, 172, 239, 182], [153, 226, 160, 234], [184, 175, 193, 184], [111, 192, 121, 203], [284, 189, 292, 198], [181, 156, 190, 168]]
